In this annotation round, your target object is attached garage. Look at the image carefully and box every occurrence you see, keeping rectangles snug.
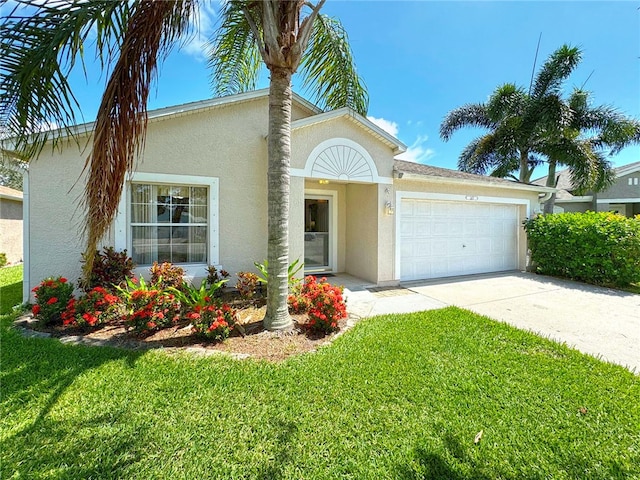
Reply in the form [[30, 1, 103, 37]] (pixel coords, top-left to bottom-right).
[[398, 197, 520, 281]]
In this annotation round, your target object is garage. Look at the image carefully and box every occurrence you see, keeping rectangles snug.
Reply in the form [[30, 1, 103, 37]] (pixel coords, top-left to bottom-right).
[[399, 198, 520, 281]]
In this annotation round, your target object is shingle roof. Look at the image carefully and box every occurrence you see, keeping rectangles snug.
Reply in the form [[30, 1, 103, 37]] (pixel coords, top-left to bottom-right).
[[394, 160, 523, 186]]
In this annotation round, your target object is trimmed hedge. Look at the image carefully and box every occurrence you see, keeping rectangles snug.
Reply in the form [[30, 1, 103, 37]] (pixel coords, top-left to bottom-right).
[[523, 211, 640, 287]]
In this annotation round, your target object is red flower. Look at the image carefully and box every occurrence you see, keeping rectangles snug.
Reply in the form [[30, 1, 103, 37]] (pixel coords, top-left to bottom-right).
[[47, 297, 58, 305], [32, 304, 41, 315], [59, 277, 68, 283]]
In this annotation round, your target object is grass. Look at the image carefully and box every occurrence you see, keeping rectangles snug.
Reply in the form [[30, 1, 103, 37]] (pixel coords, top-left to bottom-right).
[[2, 270, 639, 479], [0, 264, 23, 314]]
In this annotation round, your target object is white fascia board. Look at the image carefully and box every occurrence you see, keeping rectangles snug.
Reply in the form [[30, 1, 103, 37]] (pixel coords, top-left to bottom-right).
[[398, 172, 556, 194], [615, 163, 640, 177], [0, 191, 23, 201], [291, 108, 407, 154], [557, 196, 593, 203], [596, 197, 640, 203]]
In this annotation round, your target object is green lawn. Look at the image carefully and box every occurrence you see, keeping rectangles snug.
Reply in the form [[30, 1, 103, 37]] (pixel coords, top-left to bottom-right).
[[1, 269, 639, 479], [0, 264, 23, 314]]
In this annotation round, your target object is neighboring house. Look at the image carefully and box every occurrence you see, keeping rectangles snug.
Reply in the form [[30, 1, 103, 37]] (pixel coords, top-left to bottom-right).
[[533, 161, 640, 216], [0, 185, 23, 265], [24, 89, 553, 299]]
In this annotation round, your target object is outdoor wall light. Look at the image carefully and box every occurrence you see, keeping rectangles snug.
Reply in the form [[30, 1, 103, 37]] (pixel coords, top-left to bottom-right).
[[385, 201, 395, 215], [318, 179, 330, 185]]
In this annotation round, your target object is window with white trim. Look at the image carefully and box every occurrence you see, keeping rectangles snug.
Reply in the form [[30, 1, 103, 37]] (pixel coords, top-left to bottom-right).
[[130, 183, 208, 265]]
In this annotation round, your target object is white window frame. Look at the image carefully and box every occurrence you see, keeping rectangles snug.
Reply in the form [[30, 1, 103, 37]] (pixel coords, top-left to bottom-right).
[[114, 172, 219, 279]]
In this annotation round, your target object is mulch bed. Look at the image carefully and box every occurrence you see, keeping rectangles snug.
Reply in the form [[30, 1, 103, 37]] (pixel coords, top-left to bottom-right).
[[15, 304, 349, 362]]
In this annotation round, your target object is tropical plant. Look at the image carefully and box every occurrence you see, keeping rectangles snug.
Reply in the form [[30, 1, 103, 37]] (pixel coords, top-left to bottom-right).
[[292, 275, 347, 334], [61, 286, 122, 328], [115, 276, 181, 334], [31, 276, 75, 326], [235, 271, 259, 300], [170, 278, 228, 309], [254, 258, 303, 287], [150, 261, 185, 290], [80, 246, 135, 292], [205, 265, 230, 289], [2, 0, 367, 331], [188, 303, 237, 342], [440, 44, 640, 210]]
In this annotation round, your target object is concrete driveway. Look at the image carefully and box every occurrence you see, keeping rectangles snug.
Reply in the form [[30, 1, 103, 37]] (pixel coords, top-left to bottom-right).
[[342, 272, 640, 373]]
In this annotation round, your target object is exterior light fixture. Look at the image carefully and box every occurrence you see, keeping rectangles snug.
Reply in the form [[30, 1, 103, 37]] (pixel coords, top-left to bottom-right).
[[385, 201, 395, 215], [318, 179, 329, 185]]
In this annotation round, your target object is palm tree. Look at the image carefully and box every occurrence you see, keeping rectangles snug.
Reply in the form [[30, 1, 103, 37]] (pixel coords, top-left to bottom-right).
[[1, 0, 368, 331], [440, 44, 640, 209]]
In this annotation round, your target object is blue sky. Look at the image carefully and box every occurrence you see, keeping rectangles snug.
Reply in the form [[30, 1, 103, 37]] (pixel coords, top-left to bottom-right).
[[9, 0, 640, 174]]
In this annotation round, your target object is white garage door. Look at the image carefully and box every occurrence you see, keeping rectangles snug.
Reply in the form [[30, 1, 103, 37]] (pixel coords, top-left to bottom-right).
[[400, 199, 519, 281]]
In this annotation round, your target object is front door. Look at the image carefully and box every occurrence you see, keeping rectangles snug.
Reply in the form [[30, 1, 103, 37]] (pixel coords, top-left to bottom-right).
[[304, 196, 332, 272]]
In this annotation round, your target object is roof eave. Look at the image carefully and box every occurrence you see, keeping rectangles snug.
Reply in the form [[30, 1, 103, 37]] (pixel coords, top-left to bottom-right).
[[396, 171, 557, 193]]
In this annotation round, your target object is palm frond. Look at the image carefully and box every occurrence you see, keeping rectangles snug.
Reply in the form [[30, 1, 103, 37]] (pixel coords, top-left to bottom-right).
[[81, 0, 196, 279], [530, 44, 581, 100], [486, 83, 527, 121], [0, 0, 132, 158], [298, 14, 368, 116], [439, 104, 494, 141], [208, 1, 262, 97]]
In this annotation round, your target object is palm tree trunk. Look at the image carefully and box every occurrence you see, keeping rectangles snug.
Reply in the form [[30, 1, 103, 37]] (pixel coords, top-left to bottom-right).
[[263, 67, 293, 331], [543, 159, 557, 214], [519, 150, 529, 183]]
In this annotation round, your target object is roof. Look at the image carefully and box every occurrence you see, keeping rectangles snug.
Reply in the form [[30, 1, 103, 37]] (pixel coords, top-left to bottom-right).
[[393, 160, 555, 193], [36, 89, 323, 139], [0, 185, 23, 201], [532, 160, 640, 199]]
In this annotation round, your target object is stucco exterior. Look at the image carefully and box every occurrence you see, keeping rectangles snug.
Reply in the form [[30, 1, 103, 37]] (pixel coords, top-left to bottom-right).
[[0, 187, 23, 264], [25, 90, 551, 298]]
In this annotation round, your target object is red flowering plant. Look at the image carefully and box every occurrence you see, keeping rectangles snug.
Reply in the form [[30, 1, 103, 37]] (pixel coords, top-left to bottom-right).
[[188, 303, 237, 342], [61, 286, 122, 329], [115, 277, 181, 334], [295, 276, 347, 334], [31, 276, 75, 326]]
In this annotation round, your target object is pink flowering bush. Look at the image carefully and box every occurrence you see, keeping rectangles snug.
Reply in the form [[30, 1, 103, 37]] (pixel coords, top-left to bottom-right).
[[61, 286, 121, 328], [188, 303, 237, 341], [289, 276, 347, 334], [31, 277, 75, 326]]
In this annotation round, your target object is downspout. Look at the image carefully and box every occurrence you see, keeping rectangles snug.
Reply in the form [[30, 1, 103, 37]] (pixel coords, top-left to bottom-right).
[[22, 165, 30, 303], [538, 191, 553, 211]]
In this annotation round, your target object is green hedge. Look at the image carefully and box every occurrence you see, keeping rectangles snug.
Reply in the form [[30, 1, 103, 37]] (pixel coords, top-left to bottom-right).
[[523, 211, 640, 287]]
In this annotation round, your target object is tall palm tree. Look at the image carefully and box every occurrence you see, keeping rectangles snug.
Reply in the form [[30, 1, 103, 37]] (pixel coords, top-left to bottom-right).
[[440, 44, 640, 206], [1, 0, 368, 331]]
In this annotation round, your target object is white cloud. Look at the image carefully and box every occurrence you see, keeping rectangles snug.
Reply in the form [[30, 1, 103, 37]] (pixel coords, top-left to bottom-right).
[[181, 2, 218, 60], [367, 116, 399, 137], [396, 135, 435, 163]]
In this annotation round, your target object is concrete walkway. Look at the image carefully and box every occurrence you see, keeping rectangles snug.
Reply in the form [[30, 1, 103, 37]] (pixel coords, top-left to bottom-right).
[[339, 272, 640, 373]]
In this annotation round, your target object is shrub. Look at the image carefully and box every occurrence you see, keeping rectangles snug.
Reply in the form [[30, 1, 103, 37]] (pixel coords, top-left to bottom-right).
[[524, 211, 640, 287], [31, 277, 75, 326], [116, 277, 181, 334], [61, 286, 121, 328], [236, 271, 259, 300], [205, 265, 230, 289], [150, 262, 185, 290], [0, 253, 7, 267], [188, 303, 237, 342], [81, 247, 135, 292], [293, 276, 347, 334], [171, 278, 228, 309]]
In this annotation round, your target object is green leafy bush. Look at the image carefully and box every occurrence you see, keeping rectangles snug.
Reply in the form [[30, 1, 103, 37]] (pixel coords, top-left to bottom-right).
[[81, 247, 135, 292], [524, 212, 640, 287], [0, 252, 7, 267]]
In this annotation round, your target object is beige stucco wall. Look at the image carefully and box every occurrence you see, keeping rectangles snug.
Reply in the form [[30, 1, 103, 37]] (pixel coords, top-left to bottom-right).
[[0, 197, 23, 264], [291, 117, 395, 178], [344, 183, 379, 283]]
